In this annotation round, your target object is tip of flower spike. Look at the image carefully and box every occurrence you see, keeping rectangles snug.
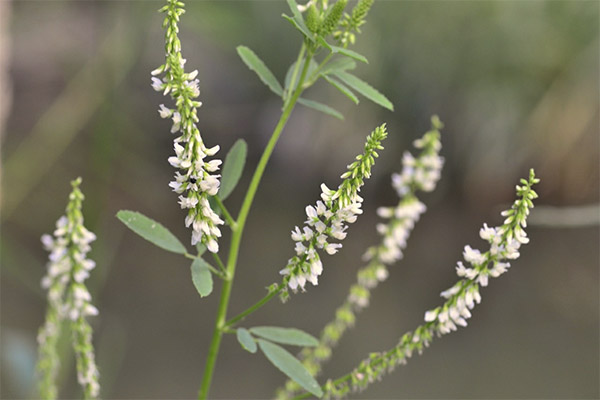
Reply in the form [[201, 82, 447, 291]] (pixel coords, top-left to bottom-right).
[[430, 115, 444, 130], [71, 177, 82, 188]]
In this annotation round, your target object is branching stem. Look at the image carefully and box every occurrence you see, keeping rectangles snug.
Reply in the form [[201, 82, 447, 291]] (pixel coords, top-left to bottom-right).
[[198, 51, 314, 400]]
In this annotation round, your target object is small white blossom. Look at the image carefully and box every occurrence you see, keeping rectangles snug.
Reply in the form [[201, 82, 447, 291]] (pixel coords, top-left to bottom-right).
[[463, 245, 486, 266]]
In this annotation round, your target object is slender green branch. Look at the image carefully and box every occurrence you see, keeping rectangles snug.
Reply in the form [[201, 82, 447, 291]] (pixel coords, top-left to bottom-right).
[[198, 52, 314, 400], [225, 283, 285, 328], [184, 252, 226, 279], [214, 196, 236, 229], [305, 53, 333, 87], [211, 252, 228, 277], [284, 44, 307, 106]]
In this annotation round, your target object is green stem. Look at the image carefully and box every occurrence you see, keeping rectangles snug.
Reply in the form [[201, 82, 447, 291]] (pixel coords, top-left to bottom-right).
[[198, 52, 314, 400], [284, 44, 307, 106], [214, 196, 236, 229], [225, 283, 285, 328], [184, 252, 226, 279], [305, 53, 332, 87], [211, 252, 228, 277]]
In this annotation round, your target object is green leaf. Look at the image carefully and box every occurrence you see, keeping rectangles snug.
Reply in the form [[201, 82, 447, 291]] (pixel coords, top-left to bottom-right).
[[220, 139, 247, 201], [196, 243, 207, 256], [330, 45, 368, 64], [282, 15, 315, 43], [250, 326, 319, 347], [190, 258, 213, 297], [320, 58, 357, 75], [257, 339, 323, 398], [237, 328, 257, 353], [332, 71, 394, 111], [316, 36, 332, 51], [284, 0, 315, 41], [284, 59, 319, 93], [323, 75, 359, 104], [237, 46, 283, 96], [298, 98, 344, 120], [116, 210, 186, 254]]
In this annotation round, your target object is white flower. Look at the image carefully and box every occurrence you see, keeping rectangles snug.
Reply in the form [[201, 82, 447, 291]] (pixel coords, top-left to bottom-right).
[[424, 309, 438, 322], [158, 104, 172, 119], [324, 243, 342, 255], [151, 77, 163, 92], [463, 245, 486, 265]]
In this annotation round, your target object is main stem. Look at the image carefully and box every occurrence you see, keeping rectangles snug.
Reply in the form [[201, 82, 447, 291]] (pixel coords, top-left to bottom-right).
[[198, 49, 312, 400]]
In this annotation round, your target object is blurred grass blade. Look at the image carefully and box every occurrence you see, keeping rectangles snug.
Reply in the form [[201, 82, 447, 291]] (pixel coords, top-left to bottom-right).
[[323, 75, 359, 104], [332, 71, 394, 110], [191, 258, 213, 297], [236, 328, 257, 353], [237, 46, 283, 96], [220, 139, 247, 201], [250, 326, 319, 347], [116, 210, 187, 254], [298, 98, 344, 120], [257, 339, 323, 397], [2, 16, 137, 220]]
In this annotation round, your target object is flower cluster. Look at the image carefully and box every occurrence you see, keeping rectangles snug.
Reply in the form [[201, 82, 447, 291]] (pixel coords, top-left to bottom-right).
[[36, 178, 100, 399], [333, 0, 374, 47], [277, 117, 444, 399], [278, 124, 388, 294], [152, 0, 223, 253], [320, 169, 540, 399], [366, 115, 444, 267]]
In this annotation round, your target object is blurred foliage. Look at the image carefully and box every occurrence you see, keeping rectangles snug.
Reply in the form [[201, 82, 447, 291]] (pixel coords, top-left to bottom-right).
[[1, 1, 598, 398]]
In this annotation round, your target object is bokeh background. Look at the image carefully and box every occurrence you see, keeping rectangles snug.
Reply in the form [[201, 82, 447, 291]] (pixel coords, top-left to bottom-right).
[[1, 0, 598, 398]]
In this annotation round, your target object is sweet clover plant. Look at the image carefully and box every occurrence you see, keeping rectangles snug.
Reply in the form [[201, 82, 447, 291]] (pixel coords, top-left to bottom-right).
[[35, 1, 540, 398]]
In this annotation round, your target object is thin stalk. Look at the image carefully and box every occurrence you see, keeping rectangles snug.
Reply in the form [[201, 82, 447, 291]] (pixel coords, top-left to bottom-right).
[[211, 252, 228, 277], [214, 196, 236, 229], [305, 53, 333, 87], [198, 53, 314, 400], [184, 252, 226, 279], [284, 44, 307, 106], [224, 283, 285, 328]]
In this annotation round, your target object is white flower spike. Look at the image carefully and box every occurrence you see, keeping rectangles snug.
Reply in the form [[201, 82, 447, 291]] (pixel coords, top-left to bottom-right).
[[154, 0, 224, 252]]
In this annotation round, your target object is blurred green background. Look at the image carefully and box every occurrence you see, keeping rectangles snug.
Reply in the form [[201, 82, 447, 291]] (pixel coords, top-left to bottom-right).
[[1, 1, 598, 398]]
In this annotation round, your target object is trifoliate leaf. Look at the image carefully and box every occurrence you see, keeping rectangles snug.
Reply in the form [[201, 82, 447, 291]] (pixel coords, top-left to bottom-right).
[[332, 71, 394, 111], [298, 98, 344, 120], [258, 339, 323, 398], [220, 139, 247, 201], [191, 258, 213, 297], [250, 326, 319, 347], [237, 328, 257, 353], [117, 210, 186, 254], [237, 46, 283, 96]]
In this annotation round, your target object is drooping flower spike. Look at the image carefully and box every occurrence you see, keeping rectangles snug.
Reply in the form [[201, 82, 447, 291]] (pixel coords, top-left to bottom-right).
[[279, 124, 388, 295], [37, 178, 100, 400], [152, 0, 224, 253], [320, 169, 540, 398], [277, 116, 444, 399]]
